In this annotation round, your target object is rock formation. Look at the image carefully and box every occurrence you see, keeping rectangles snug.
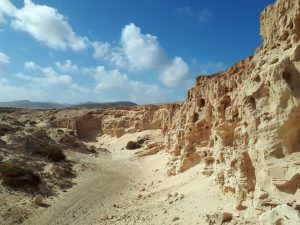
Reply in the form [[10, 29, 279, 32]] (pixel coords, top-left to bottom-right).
[[44, 0, 300, 221]]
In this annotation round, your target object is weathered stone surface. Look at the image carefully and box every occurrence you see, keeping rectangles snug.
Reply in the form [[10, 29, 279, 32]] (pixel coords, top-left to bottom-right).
[[259, 204, 300, 225], [46, 0, 300, 220]]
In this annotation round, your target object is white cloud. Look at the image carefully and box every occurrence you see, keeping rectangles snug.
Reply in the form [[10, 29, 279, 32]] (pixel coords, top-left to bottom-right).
[[159, 57, 189, 87], [92, 41, 110, 59], [0, 51, 10, 64], [0, 0, 17, 16], [119, 23, 166, 71], [55, 60, 79, 73], [84, 64, 167, 104], [24, 61, 38, 70], [0, 14, 6, 24], [21, 61, 74, 86], [0, 51, 10, 76], [0, 77, 47, 101], [109, 48, 127, 69], [1, 0, 88, 51], [129, 81, 166, 104], [93, 66, 129, 92]]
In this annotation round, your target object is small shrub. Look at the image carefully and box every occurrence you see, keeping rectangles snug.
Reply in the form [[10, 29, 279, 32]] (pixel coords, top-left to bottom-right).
[[126, 141, 141, 150], [52, 165, 76, 178], [37, 145, 66, 162], [0, 155, 3, 162], [26, 137, 66, 162], [0, 163, 41, 189], [25, 120, 37, 126]]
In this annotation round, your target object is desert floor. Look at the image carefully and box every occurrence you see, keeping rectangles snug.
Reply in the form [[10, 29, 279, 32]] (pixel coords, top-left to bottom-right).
[[21, 130, 239, 225]]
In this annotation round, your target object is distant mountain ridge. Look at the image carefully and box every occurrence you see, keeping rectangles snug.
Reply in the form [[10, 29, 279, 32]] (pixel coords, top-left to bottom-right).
[[69, 101, 137, 109], [0, 100, 138, 109]]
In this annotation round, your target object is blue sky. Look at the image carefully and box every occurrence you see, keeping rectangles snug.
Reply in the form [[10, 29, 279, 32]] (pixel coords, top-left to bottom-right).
[[0, 0, 274, 104]]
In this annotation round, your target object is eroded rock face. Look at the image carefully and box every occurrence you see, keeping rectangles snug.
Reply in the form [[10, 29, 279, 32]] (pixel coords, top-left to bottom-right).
[[153, 0, 300, 215]]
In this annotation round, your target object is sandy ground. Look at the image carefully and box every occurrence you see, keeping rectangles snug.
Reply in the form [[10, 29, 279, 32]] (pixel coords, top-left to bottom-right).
[[23, 130, 238, 225]]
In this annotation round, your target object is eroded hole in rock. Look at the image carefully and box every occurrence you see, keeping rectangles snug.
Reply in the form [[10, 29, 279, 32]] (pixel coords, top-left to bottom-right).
[[221, 95, 232, 111], [245, 96, 256, 110], [282, 70, 291, 83], [193, 113, 199, 123], [280, 30, 289, 41], [198, 98, 206, 108], [253, 75, 261, 82], [224, 87, 229, 94]]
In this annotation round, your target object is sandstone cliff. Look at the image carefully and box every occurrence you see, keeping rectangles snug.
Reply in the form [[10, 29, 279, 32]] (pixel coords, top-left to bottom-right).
[[47, 0, 300, 221]]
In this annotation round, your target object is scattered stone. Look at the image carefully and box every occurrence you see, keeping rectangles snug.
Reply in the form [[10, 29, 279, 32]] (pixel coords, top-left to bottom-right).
[[206, 211, 233, 225], [33, 195, 44, 206], [140, 187, 146, 191], [172, 216, 180, 221]]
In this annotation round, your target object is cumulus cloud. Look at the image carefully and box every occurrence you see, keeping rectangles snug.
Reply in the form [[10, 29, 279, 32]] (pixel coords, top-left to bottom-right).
[[1, 0, 88, 51], [0, 13, 6, 24], [0, 77, 47, 101], [24, 61, 38, 70], [129, 81, 166, 104], [93, 66, 129, 92], [159, 57, 189, 87], [0, 51, 10, 64], [0, 0, 17, 16], [83, 65, 167, 104], [101, 23, 191, 88], [20, 61, 74, 86], [92, 41, 110, 59], [55, 60, 79, 73], [118, 23, 166, 71]]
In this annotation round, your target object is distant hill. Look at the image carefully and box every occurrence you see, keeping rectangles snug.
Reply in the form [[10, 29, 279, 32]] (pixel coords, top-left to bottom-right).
[[0, 100, 137, 109], [70, 101, 138, 109], [0, 100, 69, 109]]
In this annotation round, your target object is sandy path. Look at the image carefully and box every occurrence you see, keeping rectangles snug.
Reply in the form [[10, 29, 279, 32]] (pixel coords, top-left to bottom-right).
[[25, 152, 139, 225], [24, 130, 237, 225]]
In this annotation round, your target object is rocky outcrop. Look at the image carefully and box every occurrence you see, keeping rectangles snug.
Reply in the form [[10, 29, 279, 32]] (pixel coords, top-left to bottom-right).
[[45, 0, 300, 221], [148, 0, 300, 217]]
